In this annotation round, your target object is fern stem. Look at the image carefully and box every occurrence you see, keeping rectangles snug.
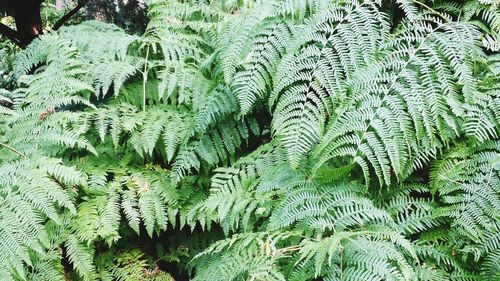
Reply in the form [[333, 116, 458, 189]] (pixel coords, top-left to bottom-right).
[[277, 244, 302, 254], [412, 0, 450, 22], [0, 142, 28, 159], [340, 248, 343, 281], [143, 45, 150, 113]]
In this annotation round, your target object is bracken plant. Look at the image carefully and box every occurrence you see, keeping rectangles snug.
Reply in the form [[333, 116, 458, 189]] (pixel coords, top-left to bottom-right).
[[0, 0, 499, 280]]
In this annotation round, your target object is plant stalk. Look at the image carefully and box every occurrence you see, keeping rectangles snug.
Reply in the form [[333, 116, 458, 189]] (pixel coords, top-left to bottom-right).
[[0, 142, 28, 159]]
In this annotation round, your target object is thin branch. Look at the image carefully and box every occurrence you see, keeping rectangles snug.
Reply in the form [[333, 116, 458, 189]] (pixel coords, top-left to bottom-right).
[[0, 142, 28, 159], [0, 22, 22, 47], [52, 0, 89, 31]]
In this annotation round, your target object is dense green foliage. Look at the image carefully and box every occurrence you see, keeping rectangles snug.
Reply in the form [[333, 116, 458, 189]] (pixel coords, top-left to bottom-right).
[[0, 0, 499, 280]]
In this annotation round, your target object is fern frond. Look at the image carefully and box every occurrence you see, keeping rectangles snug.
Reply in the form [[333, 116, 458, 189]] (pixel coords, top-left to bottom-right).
[[65, 234, 96, 281], [231, 17, 292, 114], [430, 141, 500, 242], [316, 16, 482, 185], [271, 0, 388, 166], [298, 228, 415, 279], [172, 116, 259, 183], [188, 141, 287, 233], [269, 175, 393, 231]]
